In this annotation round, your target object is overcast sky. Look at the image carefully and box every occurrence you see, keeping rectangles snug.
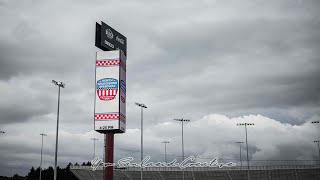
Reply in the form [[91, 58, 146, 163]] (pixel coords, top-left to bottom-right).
[[0, 0, 320, 177]]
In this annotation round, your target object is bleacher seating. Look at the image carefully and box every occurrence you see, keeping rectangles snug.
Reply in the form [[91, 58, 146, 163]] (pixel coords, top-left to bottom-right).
[[70, 165, 320, 180]]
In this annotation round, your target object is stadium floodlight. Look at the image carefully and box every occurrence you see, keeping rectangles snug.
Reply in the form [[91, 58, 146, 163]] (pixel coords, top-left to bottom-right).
[[135, 102, 147, 109], [52, 80, 65, 180], [162, 141, 170, 163], [52, 80, 65, 88], [91, 138, 99, 159], [135, 102, 147, 180], [237, 123, 255, 180], [236, 142, 244, 167], [39, 133, 47, 180], [174, 118, 190, 180], [314, 140, 320, 160], [0, 131, 4, 134]]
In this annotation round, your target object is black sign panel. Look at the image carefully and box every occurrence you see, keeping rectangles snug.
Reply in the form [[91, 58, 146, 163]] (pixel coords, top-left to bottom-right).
[[95, 21, 127, 56]]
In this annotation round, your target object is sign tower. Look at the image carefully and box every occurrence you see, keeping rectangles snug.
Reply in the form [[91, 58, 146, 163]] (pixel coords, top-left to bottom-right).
[[95, 21, 127, 180]]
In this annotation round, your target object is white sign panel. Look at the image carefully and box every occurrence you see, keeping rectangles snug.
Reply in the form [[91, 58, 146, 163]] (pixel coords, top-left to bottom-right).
[[94, 50, 126, 133]]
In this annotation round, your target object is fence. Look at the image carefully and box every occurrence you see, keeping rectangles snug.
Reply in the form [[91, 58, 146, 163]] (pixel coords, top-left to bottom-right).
[[70, 164, 320, 171], [70, 165, 320, 180]]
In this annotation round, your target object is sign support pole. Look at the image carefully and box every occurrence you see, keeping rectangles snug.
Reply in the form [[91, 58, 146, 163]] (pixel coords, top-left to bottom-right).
[[105, 132, 114, 180], [103, 134, 106, 180]]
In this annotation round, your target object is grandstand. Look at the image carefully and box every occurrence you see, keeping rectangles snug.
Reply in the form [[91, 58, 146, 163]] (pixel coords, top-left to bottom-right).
[[70, 165, 320, 180]]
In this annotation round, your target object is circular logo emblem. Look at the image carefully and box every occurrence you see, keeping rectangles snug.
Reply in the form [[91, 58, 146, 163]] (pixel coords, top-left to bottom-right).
[[106, 29, 113, 39], [96, 78, 118, 101]]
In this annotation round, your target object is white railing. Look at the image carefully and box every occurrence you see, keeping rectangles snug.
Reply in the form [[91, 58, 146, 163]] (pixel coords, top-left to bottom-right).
[[70, 164, 320, 171]]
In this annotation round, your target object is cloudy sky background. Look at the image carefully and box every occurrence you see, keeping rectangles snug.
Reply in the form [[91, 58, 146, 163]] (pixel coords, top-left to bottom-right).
[[0, 0, 320, 176]]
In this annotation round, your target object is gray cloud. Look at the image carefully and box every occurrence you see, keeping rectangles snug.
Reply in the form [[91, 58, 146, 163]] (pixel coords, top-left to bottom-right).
[[2, 114, 318, 176]]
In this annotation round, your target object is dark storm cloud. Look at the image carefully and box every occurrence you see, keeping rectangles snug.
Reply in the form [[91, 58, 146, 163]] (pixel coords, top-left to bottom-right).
[[0, 0, 318, 124], [0, 0, 99, 80], [127, 16, 320, 123], [0, 25, 92, 80], [0, 77, 56, 124]]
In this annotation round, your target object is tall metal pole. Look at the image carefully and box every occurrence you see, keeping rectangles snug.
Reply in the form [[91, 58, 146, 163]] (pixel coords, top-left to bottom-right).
[[312, 121, 319, 161], [165, 142, 167, 163], [318, 141, 320, 161], [240, 143, 242, 167], [141, 106, 143, 180], [54, 85, 60, 180], [237, 123, 254, 180], [182, 120, 184, 160], [40, 135, 43, 180], [39, 133, 47, 180], [162, 141, 169, 163], [135, 102, 147, 180], [245, 124, 249, 178], [314, 141, 320, 160], [91, 138, 98, 159], [52, 80, 65, 180], [174, 118, 190, 180], [182, 120, 184, 180], [236, 142, 244, 167]]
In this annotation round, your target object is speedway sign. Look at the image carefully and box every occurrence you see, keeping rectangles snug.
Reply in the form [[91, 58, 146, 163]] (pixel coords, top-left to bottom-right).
[[94, 50, 126, 133], [95, 21, 127, 56]]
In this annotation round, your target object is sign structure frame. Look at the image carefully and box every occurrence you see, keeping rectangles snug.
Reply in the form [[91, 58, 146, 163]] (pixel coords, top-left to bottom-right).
[[94, 50, 126, 134], [95, 21, 127, 56]]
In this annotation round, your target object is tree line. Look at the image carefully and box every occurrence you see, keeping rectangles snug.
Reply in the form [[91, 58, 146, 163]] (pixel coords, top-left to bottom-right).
[[0, 162, 92, 180]]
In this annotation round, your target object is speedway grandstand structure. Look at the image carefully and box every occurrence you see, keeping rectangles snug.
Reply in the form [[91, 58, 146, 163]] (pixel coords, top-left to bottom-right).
[[70, 145, 320, 179], [70, 164, 320, 180], [74, 119, 319, 180]]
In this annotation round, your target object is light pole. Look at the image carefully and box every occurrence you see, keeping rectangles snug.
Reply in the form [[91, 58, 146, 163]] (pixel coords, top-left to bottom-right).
[[162, 141, 169, 163], [174, 118, 190, 180], [237, 123, 254, 180], [103, 135, 106, 180], [52, 80, 65, 180], [314, 140, 320, 161], [39, 133, 47, 180], [91, 138, 99, 159], [135, 102, 147, 180], [236, 141, 244, 167]]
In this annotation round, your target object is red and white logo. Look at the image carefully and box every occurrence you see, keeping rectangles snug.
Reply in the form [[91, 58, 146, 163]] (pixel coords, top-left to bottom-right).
[[96, 78, 118, 101]]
